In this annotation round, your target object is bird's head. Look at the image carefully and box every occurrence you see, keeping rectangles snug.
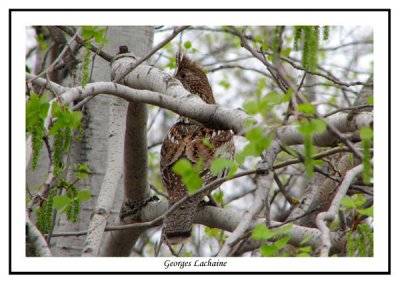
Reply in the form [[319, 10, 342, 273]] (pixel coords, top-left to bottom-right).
[[175, 52, 215, 104]]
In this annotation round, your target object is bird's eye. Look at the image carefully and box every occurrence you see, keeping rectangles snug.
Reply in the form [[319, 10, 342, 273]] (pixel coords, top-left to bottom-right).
[[180, 72, 187, 78]]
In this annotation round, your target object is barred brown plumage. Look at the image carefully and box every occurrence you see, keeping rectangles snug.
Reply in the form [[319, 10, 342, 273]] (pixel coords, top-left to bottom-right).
[[160, 54, 235, 244]]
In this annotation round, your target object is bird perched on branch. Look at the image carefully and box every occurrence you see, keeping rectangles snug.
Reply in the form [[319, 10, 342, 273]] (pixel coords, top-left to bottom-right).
[[160, 53, 235, 245]]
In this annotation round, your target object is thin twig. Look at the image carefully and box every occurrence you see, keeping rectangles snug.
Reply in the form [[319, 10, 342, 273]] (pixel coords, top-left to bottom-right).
[[27, 29, 80, 83], [56, 26, 113, 62], [272, 172, 296, 205], [112, 26, 190, 83], [273, 146, 352, 170], [323, 104, 373, 118]]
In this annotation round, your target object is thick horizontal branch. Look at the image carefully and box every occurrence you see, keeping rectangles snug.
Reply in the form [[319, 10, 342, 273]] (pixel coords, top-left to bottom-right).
[[49, 200, 345, 253], [27, 74, 373, 148]]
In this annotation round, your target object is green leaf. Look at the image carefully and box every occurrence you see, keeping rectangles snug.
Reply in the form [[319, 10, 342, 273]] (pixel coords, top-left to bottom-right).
[[53, 195, 72, 212], [184, 41, 192, 49], [260, 244, 278, 256], [210, 158, 238, 179], [172, 158, 203, 193], [256, 78, 266, 97], [340, 196, 356, 209], [26, 93, 50, 131], [172, 158, 192, 175], [358, 206, 373, 217], [252, 224, 273, 240], [366, 96, 374, 105], [273, 223, 293, 236], [311, 119, 327, 133], [74, 163, 92, 180], [296, 252, 311, 257], [219, 80, 231, 90], [242, 118, 257, 128], [360, 127, 373, 140], [282, 47, 292, 58], [353, 194, 367, 207], [48, 120, 64, 136], [70, 110, 83, 129], [77, 189, 91, 202], [246, 127, 264, 143], [51, 101, 64, 118], [298, 246, 312, 253], [274, 235, 291, 250], [283, 88, 293, 102], [261, 42, 269, 50], [236, 129, 274, 164], [264, 92, 282, 105], [297, 103, 316, 115], [205, 227, 219, 237], [243, 99, 259, 115], [185, 175, 203, 193], [300, 235, 312, 245], [213, 190, 224, 205], [254, 35, 262, 43]]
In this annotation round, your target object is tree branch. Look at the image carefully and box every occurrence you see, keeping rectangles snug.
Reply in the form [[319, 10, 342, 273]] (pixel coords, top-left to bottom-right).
[[218, 141, 281, 256], [26, 211, 52, 257], [27, 72, 373, 149], [316, 161, 371, 256], [112, 25, 190, 83], [56, 26, 113, 62]]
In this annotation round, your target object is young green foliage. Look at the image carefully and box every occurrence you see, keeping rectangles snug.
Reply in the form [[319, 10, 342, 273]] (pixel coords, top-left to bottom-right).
[[346, 223, 374, 257], [359, 127, 373, 184], [212, 190, 224, 206], [243, 91, 283, 117], [26, 93, 50, 169], [211, 157, 238, 179], [251, 223, 294, 257], [49, 102, 82, 175], [36, 188, 56, 234], [205, 226, 227, 246], [298, 118, 327, 176], [81, 26, 109, 87], [51, 173, 92, 223], [340, 194, 373, 256], [172, 158, 203, 193], [292, 26, 329, 72], [272, 26, 283, 61], [74, 162, 92, 180], [81, 26, 109, 45], [235, 128, 275, 164], [340, 194, 373, 218]]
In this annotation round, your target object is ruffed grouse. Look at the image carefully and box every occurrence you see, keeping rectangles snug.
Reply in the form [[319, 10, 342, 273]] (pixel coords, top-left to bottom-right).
[[160, 54, 235, 244]]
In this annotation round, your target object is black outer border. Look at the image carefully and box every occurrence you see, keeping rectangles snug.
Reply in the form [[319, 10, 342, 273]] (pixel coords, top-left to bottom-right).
[[9, 8, 391, 275]]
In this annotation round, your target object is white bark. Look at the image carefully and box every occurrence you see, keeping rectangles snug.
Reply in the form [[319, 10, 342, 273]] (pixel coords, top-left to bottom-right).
[[29, 75, 373, 148], [81, 97, 125, 256], [99, 27, 154, 256], [26, 212, 52, 257], [137, 201, 344, 253]]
